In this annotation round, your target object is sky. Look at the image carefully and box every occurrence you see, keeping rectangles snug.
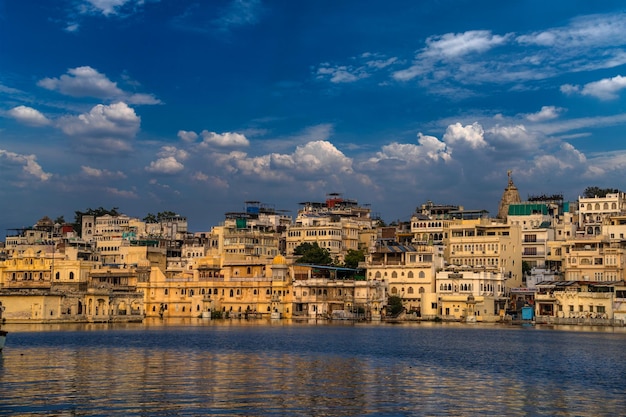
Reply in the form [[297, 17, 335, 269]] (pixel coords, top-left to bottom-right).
[[2, 0, 626, 237]]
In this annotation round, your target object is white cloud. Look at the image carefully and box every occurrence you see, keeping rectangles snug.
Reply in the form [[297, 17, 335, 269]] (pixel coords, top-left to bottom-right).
[[316, 54, 398, 84], [393, 30, 511, 82], [57, 102, 140, 153], [526, 106, 563, 122], [81, 165, 126, 178], [0, 149, 52, 181], [561, 75, 626, 100], [516, 13, 626, 49], [422, 30, 511, 59], [178, 130, 199, 142], [581, 75, 626, 100], [317, 64, 369, 83], [210, 140, 357, 183], [368, 133, 451, 165], [145, 157, 185, 174], [38, 66, 160, 104], [200, 131, 250, 147], [39, 66, 123, 98], [105, 187, 138, 198], [157, 146, 189, 161], [443, 122, 487, 149], [8, 106, 51, 126]]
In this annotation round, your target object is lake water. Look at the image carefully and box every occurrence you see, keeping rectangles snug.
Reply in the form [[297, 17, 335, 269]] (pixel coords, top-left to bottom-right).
[[0, 320, 624, 416]]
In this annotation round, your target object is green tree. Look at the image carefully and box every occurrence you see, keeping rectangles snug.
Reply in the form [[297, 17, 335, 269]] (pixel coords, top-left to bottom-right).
[[144, 213, 158, 223], [522, 261, 532, 276], [343, 249, 365, 269], [157, 211, 179, 220], [583, 186, 619, 198], [73, 207, 120, 235], [387, 295, 404, 316], [293, 242, 332, 265]]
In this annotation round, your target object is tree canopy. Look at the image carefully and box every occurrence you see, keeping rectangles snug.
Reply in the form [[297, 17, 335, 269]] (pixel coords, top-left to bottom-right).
[[293, 242, 333, 265], [387, 295, 404, 316], [73, 207, 120, 235], [583, 186, 620, 198], [343, 249, 365, 269]]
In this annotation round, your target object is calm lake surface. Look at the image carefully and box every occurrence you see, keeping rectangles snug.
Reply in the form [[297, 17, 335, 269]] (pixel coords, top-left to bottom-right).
[[0, 320, 625, 416]]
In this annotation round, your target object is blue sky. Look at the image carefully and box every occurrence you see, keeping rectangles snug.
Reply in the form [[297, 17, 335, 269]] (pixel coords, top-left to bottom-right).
[[2, 0, 626, 236]]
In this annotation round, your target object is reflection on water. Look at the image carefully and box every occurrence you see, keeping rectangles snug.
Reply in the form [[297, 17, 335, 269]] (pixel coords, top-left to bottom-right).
[[0, 321, 625, 416]]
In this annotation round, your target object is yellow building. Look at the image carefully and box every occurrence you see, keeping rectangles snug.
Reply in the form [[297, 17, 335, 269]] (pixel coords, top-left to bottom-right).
[[139, 254, 293, 319], [445, 218, 522, 289], [365, 240, 441, 318], [0, 246, 143, 323], [436, 266, 508, 322], [534, 281, 620, 322]]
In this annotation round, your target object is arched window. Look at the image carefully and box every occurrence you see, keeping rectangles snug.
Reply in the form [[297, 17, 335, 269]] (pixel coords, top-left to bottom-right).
[[419, 271, 425, 278], [419, 287, 425, 294], [407, 287, 414, 294], [230, 289, 234, 297], [391, 287, 398, 294], [391, 271, 398, 278], [375, 272, 381, 279], [164, 288, 168, 295], [407, 271, 414, 278]]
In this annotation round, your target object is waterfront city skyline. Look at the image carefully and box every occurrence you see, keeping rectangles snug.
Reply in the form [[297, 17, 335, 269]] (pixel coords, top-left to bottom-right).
[[2, 1, 626, 237]]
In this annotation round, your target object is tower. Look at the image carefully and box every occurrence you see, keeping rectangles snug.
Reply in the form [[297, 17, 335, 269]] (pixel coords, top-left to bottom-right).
[[497, 170, 521, 221]]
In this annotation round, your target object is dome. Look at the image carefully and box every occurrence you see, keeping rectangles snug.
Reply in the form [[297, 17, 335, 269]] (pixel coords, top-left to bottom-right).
[[272, 254, 287, 265]]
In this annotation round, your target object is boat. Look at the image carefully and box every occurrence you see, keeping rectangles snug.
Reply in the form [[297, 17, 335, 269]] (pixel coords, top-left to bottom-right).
[[0, 302, 6, 352]]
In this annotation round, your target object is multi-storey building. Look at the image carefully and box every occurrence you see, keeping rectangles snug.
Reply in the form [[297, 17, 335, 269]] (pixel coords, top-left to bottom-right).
[[507, 202, 555, 270], [0, 244, 143, 322], [140, 254, 293, 319], [534, 280, 622, 321], [577, 192, 626, 237], [286, 194, 374, 262], [436, 265, 508, 321], [364, 239, 441, 318], [444, 218, 522, 288], [291, 264, 385, 319]]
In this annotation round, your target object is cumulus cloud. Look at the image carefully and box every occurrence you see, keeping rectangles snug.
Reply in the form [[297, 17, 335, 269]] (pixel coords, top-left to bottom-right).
[[562, 75, 626, 100], [368, 133, 451, 165], [532, 142, 587, 174], [526, 106, 563, 122], [0, 150, 52, 181], [145, 157, 185, 174], [210, 140, 356, 183], [178, 130, 199, 142], [8, 106, 51, 126], [443, 122, 487, 149], [200, 130, 250, 147], [57, 102, 140, 153], [38, 66, 160, 104], [157, 146, 189, 161]]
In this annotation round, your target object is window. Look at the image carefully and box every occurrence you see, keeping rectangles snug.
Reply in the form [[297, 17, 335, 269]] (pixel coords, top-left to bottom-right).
[[597, 306, 606, 314]]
